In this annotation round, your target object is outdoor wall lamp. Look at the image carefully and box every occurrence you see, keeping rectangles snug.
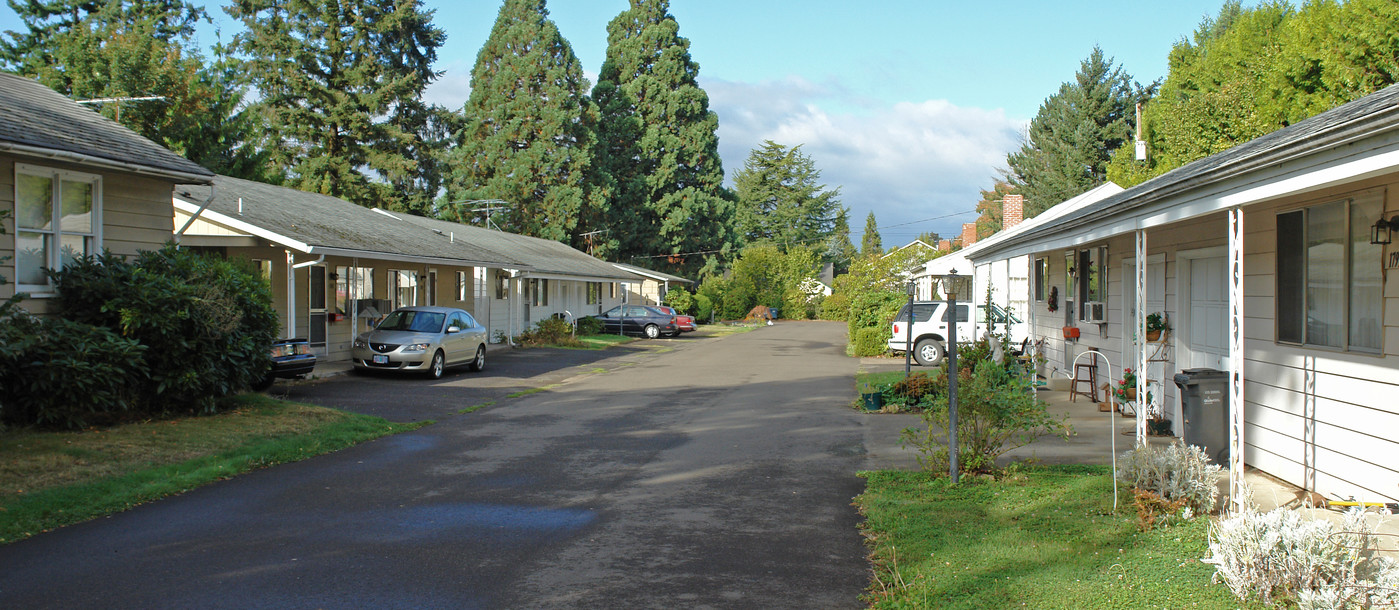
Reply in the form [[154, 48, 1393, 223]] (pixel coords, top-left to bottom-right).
[[1370, 215, 1399, 245]]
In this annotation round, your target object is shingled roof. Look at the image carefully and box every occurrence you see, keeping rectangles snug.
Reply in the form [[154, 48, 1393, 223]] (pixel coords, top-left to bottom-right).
[[175, 175, 527, 268], [379, 211, 641, 282], [973, 84, 1399, 260], [0, 72, 213, 182]]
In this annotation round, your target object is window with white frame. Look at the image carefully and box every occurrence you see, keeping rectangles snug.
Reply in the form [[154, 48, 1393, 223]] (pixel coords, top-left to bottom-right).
[[1276, 190, 1384, 353], [390, 270, 418, 310], [495, 270, 509, 299], [14, 164, 100, 292], [474, 267, 489, 302], [587, 282, 601, 305], [456, 270, 469, 302], [529, 278, 549, 306], [1034, 257, 1048, 301], [336, 266, 373, 315]]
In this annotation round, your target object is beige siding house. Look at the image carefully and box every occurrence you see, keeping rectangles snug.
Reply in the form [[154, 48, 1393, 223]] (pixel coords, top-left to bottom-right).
[[968, 85, 1399, 507], [611, 262, 693, 306], [0, 73, 214, 314], [175, 176, 643, 361]]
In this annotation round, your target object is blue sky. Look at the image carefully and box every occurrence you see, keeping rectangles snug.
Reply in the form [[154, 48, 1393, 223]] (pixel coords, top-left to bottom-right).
[[3, 0, 1229, 245]]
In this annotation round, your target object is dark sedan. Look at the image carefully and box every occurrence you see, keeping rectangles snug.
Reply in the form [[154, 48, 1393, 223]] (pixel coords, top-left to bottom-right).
[[252, 338, 317, 391], [591, 305, 680, 339]]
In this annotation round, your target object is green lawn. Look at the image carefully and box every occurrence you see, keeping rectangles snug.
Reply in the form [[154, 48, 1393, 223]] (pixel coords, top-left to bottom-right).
[[0, 394, 425, 544], [857, 370, 907, 394], [855, 466, 1257, 609]]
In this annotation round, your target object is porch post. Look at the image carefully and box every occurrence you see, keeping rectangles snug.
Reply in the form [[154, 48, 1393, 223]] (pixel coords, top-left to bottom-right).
[[1228, 207, 1247, 511], [286, 250, 296, 339], [1027, 256, 1036, 401], [1135, 230, 1148, 444]]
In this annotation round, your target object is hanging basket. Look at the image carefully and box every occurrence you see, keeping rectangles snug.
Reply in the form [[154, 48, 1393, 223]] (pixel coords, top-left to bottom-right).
[[1146, 330, 1163, 342]]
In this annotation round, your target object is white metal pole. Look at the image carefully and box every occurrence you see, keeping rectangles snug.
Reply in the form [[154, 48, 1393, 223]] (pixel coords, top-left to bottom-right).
[[286, 250, 296, 339], [1228, 208, 1247, 511], [1135, 230, 1148, 444]]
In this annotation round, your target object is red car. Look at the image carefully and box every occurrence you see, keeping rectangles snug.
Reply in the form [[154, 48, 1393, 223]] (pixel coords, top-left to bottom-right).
[[656, 306, 696, 335]]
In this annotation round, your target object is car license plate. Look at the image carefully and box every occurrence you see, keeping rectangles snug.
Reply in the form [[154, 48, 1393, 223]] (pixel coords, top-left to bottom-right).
[[373, 355, 388, 364]]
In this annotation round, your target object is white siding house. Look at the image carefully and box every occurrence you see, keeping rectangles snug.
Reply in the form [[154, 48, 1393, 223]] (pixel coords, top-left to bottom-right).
[[967, 85, 1399, 507]]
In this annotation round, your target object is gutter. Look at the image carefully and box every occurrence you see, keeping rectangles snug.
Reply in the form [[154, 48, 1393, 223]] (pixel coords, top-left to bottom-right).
[[0, 142, 214, 185]]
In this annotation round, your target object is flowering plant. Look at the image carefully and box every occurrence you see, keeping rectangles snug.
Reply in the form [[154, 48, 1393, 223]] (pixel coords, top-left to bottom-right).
[[1114, 368, 1155, 408]]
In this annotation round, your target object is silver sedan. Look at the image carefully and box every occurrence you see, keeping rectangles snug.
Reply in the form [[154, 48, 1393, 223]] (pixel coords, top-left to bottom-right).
[[351, 306, 488, 379]]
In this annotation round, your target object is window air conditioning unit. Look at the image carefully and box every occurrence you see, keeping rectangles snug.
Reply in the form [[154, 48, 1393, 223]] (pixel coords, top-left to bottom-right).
[[1082, 301, 1107, 324]]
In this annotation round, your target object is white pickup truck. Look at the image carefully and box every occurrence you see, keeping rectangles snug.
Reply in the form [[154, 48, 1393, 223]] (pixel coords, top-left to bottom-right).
[[887, 301, 1022, 366]]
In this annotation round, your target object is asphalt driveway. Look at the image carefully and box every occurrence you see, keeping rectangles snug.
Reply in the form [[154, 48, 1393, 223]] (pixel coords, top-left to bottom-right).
[[0, 322, 870, 608]]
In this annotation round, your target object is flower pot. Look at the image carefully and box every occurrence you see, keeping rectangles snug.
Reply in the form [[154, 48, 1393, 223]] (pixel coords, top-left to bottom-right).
[[861, 392, 883, 412], [1146, 330, 1163, 341]]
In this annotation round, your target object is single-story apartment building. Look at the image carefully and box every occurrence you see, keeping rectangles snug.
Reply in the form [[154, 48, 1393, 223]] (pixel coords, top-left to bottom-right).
[[175, 176, 645, 361], [967, 84, 1399, 507], [611, 262, 693, 306], [1, 72, 214, 312]]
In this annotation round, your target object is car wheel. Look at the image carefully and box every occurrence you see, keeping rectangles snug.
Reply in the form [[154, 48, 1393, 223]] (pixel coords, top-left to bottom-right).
[[468, 345, 486, 372], [428, 350, 445, 379], [644, 324, 660, 339], [914, 339, 945, 366], [251, 373, 275, 392]]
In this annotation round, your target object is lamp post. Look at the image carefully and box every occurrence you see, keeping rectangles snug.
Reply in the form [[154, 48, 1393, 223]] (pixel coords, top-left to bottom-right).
[[940, 269, 973, 484], [904, 280, 916, 377]]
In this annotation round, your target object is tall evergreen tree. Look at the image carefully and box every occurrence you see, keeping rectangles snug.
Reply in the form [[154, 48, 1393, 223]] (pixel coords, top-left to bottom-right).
[[593, 0, 734, 276], [447, 0, 601, 243], [228, 0, 445, 210], [1007, 47, 1154, 217], [861, 211, 883, 256], [0, 0, 204, 74], [733, 141, 844, 251], [826, 208, 858, 273]]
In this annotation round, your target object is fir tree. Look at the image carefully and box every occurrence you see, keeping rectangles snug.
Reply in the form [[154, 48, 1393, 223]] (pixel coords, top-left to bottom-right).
[[0, 0, 204, 75], [228, 0, 446, 210], [861, 211, 883, 256], [447, 0, 600, 243], [593, 0, 733, 276], [826, 208, 858, 273], [733, 140, 844, 251], [1007, 47, 1154, 217]]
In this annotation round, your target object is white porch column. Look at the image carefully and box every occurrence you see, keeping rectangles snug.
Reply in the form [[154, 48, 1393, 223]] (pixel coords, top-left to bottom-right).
[[1135, 230, 1148, 444], [285, 250, 296, 339], [1228, 207, 1247, 511]]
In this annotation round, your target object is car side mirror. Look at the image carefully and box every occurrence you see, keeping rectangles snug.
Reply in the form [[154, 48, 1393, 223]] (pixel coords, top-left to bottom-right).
[[447, 326, 460, 334]]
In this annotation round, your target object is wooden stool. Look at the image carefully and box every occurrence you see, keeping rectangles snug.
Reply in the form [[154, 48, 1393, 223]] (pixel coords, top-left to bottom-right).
[[1070, 358, 1098, 403]]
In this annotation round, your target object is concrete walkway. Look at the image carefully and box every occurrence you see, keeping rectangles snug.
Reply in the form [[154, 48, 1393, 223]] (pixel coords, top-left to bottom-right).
[[856, 356, 1399, 554]]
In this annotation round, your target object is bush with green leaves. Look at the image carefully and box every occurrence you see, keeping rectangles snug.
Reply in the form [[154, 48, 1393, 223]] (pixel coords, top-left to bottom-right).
[[1207, 506, 1399, 609], [901, 357, 1071, 475], [518, 317, 580, 346], [576, 316, 604, 335], [1118, 441, 1222, 519], [0, 309, 147, 429], [820, 290, 849, 321], [693, 294, 714, 323], [52, 245, 278, 415], [852, 326, 889, 357], [663, 286, 695, 316]]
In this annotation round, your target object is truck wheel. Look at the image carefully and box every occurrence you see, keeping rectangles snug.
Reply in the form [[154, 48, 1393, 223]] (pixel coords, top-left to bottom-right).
[[914, 339, 945, 366]]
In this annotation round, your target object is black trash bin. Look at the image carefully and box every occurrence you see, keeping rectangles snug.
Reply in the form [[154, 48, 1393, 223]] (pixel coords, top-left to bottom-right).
[[1173, 368, 1230, 463]]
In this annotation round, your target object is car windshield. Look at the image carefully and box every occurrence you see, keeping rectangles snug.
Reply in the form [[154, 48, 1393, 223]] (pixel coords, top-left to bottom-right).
[[377, 310, 446, 333]]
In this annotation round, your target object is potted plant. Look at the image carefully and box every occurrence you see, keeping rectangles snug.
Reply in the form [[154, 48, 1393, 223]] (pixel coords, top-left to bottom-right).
[[1113, 368, 1140, 403], [1146, 312, 1169, 341]]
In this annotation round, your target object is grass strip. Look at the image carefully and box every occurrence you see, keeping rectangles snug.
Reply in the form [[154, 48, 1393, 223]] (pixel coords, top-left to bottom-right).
[[855, 466, 1258, 609], [0, 394, 424, 544], [505, 385, 556, 399], [856, 370, 906, 394], [458, 400, 495, 414]]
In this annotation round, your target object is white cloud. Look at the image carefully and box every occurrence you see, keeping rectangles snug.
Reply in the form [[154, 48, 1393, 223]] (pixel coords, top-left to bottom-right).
[[706, 76, 1026, 244]]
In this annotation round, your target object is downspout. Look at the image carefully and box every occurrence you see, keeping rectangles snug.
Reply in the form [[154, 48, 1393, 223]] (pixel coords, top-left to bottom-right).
[[173, 183, 216, 244]]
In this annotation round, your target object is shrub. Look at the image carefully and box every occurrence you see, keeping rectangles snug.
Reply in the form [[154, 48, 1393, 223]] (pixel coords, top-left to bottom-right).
[[1118, 441, 1221, 527], [901, 359, 1071, 475], [52, 245, 278, 415], [575, 316, 604, 335], [819, 291, 848, 320], [0, 311, 147, 429], [1207, 507, 1399, 608], [692, 294, 714, 323], [882, 371, 945, 411], [852, 326, 889, 357], [846, 290, 903, 340], [664, 287, 695, 316], [518, 317, 581, 346]]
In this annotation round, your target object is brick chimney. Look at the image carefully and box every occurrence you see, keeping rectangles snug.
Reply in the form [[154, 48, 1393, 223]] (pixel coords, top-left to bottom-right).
[[961, 222, 977, 247], [938, 239, 951, 252], [1003, 194, 1024, 229]]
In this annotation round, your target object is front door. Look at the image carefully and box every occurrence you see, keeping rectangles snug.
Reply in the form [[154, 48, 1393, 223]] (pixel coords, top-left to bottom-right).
[[1187, 257, 1228, 370]]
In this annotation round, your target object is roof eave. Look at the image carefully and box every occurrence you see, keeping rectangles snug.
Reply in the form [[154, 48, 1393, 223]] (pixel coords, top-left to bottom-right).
[[1, 141, 213, 184]]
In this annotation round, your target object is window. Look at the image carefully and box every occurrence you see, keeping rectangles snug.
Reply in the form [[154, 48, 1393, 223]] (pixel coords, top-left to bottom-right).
[[495, 270, 509, 299], [427, 270, 437, 306], [587, 282, 601, 305], [529, 278, 549, 306], [474, 267, 489, 302], [1034, 257, 1048, 301], [609, 282, 618, 299], [456, 270, 469, 302], [15, 164, 100, 291], [390, 270, 418, 310], [1276, 191, 1384, 353], [1065, 246, 1107, 322], [620, 282, 631, 304], [336, 266, 373, 315], [940, 304, 971, 323]]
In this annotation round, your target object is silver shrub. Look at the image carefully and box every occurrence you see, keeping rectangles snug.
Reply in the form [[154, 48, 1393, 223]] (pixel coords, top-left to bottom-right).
[[1118, 441, 1222, 514], [1206, 507, 1399, 608]]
